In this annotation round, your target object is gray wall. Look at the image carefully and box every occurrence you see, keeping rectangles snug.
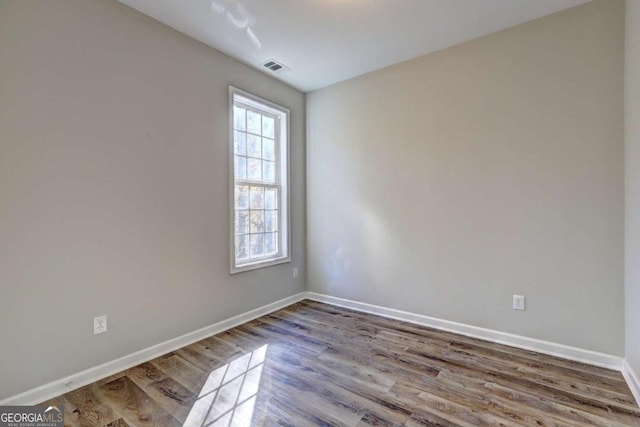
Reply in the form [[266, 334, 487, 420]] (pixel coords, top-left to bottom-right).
[[626, 0, 640, 377], [0, 0, 305, 399], [307, 0, 624, 355]]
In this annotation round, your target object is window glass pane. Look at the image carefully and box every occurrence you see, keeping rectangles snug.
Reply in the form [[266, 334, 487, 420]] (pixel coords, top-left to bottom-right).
[[250, 211, 265, 233], [231, 91, 288, 270], [233, 105, 246, 131], [262, 116, 275, 139], [265, 210, 277, 232], [250, 234, 264, 257], [234, 156, 246, 180], [247, 134, 261, 158], [234, 131, 246, 155], [263, 161, 275, 183], [264, 232, 277, 255], [265, 189, 277, 210], [249, 187, 264, 209], [235, 185, 249, 209], [247, 158, 261, 181], [262, 138, 275, 161], [235, 235, 249, 260], [235, 210, 249, 234], [247, 110, 261, 135]]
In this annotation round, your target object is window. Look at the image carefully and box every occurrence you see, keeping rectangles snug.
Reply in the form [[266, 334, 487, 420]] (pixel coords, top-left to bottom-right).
[[230, 87, 290, 273]]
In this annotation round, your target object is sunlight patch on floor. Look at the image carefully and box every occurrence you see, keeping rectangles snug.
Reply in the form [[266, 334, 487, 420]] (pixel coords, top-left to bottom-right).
[[183, 344, 268, 427]]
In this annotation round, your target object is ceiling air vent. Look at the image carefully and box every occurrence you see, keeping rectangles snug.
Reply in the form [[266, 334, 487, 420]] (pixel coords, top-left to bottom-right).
[[261, 59, 291, 74]]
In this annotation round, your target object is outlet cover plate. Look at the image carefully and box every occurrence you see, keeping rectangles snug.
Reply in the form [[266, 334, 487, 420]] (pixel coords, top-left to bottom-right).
[[513, 295, 525, 311], [93, 315, 107, 335]]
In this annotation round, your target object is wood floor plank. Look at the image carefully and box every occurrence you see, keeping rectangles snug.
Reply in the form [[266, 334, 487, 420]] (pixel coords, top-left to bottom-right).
[[402, 340, 637, 410], [377, 326, 630, 393], [99, 377, 180, 427], [62, 385, 120, 427], [403, 412, 463, 427], [104, 418, 130, 427], [116, 363, 198, 422], [265, 365, 364, 426], [375, 328, 636, 408], [40, 395, 87, 427], [42, 300, 640, 427], [412, 392, 524, 427], [455, 375, 631, 427], [401, 349, 640, 425], [173, 345, 226, 373], [299, 300, 626, 384], [150, 354, 207, 394], [262, 345, 413, 425]]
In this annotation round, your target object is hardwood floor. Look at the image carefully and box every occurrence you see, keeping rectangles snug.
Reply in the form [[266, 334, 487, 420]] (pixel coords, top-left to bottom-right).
[[42, 300, 640, 426]]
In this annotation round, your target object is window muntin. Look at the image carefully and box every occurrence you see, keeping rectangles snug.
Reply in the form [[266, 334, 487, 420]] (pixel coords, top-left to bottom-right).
[[230, 88, 289, 272]]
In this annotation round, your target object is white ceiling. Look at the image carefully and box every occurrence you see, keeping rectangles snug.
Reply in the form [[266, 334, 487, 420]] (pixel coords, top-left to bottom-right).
[[120, 0, 590, 92]]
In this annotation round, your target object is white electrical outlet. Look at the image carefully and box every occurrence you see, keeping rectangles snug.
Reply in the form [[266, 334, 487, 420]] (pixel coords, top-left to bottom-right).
[[93, 315, 108, 335], [513, 295, 525, 311], [293, 267, 299, 278]]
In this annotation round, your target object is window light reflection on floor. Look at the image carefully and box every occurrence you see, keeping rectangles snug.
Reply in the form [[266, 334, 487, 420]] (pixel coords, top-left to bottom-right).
[[183, 344, 268, 427]]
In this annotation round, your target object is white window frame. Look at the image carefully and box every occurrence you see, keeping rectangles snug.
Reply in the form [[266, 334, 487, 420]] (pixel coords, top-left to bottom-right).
[[229, 86, 291, 274]]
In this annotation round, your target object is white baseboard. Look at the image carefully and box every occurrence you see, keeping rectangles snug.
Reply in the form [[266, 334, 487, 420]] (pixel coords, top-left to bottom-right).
[[305, 292, 624, 371], [0, 292, 307, 405], [622, 359, 640, 406], [2, 290, 630, 406]]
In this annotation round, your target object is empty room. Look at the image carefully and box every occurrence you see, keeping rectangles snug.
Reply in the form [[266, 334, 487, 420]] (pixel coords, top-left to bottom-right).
[[1, 0, 640, 425]]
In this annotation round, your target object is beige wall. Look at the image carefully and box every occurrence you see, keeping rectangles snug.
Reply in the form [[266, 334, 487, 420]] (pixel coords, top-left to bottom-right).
[[307, 0, 624, 354], [0, 0, 305, 399], [626, 0, 640, 376]]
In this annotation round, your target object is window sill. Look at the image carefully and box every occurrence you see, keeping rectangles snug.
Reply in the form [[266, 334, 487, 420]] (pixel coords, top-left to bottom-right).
[[231, 256, 291, 274]]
